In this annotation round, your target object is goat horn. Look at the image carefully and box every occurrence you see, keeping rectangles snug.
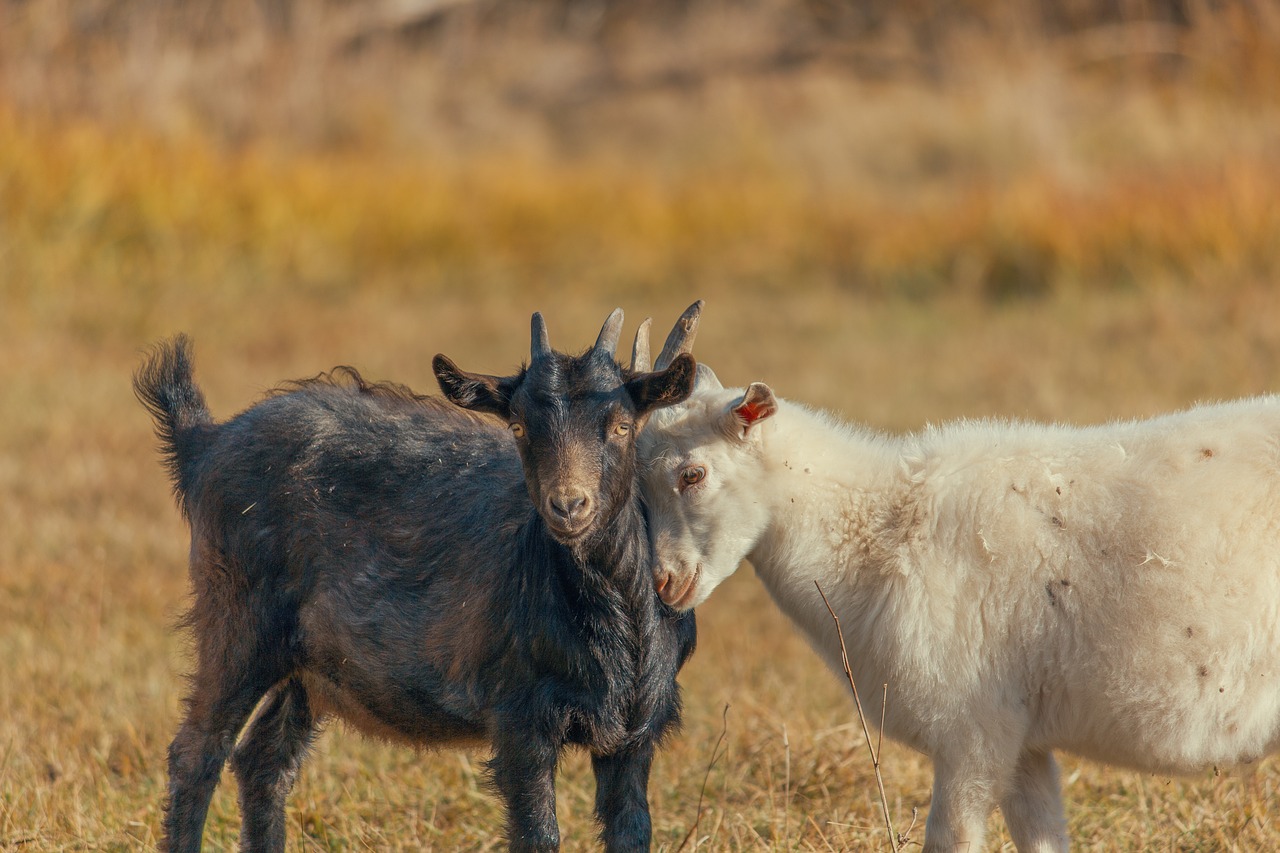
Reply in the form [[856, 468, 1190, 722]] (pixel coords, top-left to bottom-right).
[[655, 299, 703, 370], [631, 318, 653, 372], [594, 307, 625, 357], [531, 312, 551, 360]]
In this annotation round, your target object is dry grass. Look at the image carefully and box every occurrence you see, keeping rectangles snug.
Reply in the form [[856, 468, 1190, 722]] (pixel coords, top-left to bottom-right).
[[9, 275, 1280, 851], [5, 1, 1280, 849]]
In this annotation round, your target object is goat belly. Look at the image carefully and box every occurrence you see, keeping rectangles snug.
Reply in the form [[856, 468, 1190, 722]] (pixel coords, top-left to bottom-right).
[[299, 671, 488, 748]]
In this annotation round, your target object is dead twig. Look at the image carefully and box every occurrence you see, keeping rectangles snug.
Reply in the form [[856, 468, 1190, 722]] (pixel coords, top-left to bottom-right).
[[899, 807, 920, 848], [815, 580, 899, 853], [677, 703, 730, 852], [783, 722, 791, 850]]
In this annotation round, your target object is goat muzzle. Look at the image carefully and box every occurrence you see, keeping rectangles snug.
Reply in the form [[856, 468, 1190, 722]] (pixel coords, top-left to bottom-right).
[[655, 563, 700, 609], [544, 488, 594, 540]]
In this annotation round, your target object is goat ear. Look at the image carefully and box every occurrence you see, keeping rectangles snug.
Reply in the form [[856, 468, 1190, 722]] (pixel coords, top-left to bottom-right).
[[695, 362, 723, 391], [625, 352, 697, 416], [432, 354, 519, 418], [726, 382, 778, 439]]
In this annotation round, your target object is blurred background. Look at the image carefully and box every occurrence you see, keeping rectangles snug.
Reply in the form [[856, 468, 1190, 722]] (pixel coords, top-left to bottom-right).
[[4, 0, 1280, 849]]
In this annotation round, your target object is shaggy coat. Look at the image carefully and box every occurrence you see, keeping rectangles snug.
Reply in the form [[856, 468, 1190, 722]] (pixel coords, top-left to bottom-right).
[[134, 311, 697, 853], [640, 370, 1280, 853]]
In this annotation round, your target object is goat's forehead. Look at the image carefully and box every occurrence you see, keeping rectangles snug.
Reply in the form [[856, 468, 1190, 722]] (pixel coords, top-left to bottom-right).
[[516, 353, 629, 414], [646, 385, 768, 461], [643, 404, 728, 461], [654, 388, 735, 429]]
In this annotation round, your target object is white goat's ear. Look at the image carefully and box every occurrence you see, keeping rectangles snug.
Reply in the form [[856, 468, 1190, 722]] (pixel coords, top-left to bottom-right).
[[695, 362, 722, 391], [726, 382, 777, 439]]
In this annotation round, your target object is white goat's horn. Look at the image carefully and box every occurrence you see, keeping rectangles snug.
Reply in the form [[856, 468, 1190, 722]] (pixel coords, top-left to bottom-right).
[[631, 318, 653, 372], [594, 307, 625, 357], [531, 312, 551, 360], [655, 299, 703, 370]]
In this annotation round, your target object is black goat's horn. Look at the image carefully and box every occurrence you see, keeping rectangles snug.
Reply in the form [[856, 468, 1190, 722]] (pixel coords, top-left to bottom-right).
[[631, 318, 652, 372], [655, 300, 703, 370], [594, 308, 625, 357], [531, 312, 551, 360]]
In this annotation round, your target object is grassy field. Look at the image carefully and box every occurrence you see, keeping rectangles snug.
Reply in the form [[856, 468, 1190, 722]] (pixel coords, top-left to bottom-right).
[[5, 1, 1280, 849]]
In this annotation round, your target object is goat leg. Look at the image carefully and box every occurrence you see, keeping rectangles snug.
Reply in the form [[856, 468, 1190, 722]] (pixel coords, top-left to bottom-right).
[[999, 748, 1070, 853], [163, 674, 277, 852], [591, 742, 655, 852], [490, 727, 562, 852], [230, 679, 316, 853]]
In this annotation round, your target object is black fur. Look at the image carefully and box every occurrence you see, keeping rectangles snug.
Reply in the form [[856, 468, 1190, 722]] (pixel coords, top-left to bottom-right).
[[134, 334, 698, 853]]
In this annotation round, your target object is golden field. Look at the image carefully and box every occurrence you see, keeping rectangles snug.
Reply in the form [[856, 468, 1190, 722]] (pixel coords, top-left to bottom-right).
[[4, 1, 1280, 849]]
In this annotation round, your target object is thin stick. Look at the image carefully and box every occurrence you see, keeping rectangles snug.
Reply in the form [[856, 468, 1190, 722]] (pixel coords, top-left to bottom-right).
[[815, 580, 899, 853], [902, 807, 920, 846], [677, 703, 730, 852], [783, 722, 791, 850], [878, 682, 888, 764]]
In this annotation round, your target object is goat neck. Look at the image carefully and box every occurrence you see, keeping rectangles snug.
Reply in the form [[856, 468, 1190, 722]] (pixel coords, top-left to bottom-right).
[[748, 400, 905, 581]]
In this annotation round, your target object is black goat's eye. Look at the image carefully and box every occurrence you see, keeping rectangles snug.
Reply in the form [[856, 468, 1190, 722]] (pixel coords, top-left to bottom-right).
[[679, 466, 706, 488], [613, 422, 632, 437], [509, 422, 526, 439]]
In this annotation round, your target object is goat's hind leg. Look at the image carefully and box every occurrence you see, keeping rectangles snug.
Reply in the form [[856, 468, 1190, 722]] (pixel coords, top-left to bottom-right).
[[999, 749, 1069, 853], [591, 742, 654, 853], [230, 678, 316, 853], [164, 659, 280, 853]]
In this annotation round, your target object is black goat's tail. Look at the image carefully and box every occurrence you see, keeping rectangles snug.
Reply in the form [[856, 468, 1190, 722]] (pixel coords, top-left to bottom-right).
[[133, 334, 215, 516]]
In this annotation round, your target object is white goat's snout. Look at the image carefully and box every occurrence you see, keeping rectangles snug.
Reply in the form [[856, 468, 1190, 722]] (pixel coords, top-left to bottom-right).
[[655, 560, 701, 610]]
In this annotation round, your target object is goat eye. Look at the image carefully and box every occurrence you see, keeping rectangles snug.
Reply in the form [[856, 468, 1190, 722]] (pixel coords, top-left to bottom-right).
[[509, 422, 526, 439], [679, 466, 706, 488], [613, 422, 632, 437]]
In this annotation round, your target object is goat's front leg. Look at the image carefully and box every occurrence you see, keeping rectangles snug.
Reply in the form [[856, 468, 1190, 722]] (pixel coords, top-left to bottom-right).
[[490, 728, 561, 852], [922, 736, 1027, 853], [922, 759, 995, 853], [920, 710, 1039, 853], [591, 742, 655, 852], [999, 749, 1069, 853]]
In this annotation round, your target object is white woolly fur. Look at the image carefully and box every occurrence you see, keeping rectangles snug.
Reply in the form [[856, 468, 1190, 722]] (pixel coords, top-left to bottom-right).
[[640, 383, 1280, 853]]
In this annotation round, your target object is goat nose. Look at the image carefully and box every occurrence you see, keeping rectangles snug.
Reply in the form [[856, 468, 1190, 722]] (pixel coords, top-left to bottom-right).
[[549, 490, 588, 521]]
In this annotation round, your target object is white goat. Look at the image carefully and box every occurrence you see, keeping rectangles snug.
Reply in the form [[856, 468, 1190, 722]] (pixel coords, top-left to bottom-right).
[[638, 329, 1280, 852]]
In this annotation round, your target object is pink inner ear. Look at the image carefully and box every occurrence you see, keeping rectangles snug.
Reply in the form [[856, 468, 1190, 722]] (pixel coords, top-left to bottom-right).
[[736, 400, 767, 425]]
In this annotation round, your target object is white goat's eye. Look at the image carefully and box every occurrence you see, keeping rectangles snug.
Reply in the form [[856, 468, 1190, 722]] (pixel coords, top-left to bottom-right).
[[679, 466, 706, 488], [509, 422, 526, 438]]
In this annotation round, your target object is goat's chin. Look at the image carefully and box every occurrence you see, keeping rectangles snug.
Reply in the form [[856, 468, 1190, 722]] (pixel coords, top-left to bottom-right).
[[545, 518, 596, 546]]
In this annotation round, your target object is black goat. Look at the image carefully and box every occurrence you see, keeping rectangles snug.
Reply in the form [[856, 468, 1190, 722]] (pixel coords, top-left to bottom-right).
[[133, 306, 703, 852]]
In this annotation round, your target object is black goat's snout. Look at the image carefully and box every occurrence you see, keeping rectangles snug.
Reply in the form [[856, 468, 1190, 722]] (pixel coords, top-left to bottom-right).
[[548, 489, 590, 523]]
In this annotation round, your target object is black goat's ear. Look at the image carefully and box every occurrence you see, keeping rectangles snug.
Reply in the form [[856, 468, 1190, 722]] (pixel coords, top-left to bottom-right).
[[433, 354, 519, 418], [625, 352, 697, 416]]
